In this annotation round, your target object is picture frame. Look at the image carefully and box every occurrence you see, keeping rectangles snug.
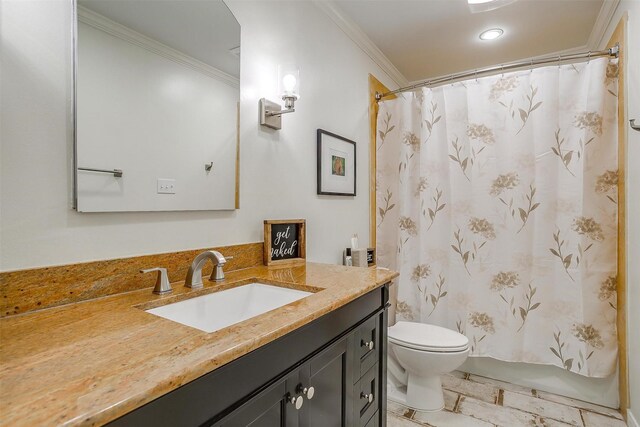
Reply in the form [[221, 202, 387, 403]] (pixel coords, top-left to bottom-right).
[[317, 129, 356, 196], [263, 219, 306, 266]]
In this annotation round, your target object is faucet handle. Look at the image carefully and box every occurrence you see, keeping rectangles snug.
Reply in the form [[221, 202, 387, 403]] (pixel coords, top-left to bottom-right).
[[140, 267, 172, 295]]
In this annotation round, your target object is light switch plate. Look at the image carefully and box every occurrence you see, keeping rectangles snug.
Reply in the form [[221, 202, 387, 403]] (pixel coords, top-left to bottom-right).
[[157, 178, 176, 194]]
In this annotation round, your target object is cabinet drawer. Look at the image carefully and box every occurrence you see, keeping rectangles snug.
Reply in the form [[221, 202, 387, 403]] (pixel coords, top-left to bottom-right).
[[354, 314, 379, 378], [354, 363, 379, 427]]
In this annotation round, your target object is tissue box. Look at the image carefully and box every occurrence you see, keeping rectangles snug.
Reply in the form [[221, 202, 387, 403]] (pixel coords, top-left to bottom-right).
[[345, 248, 376, 267]]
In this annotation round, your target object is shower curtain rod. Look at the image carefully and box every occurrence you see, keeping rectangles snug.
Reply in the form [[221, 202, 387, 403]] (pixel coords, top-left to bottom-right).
[[375, 45, 619, 101]]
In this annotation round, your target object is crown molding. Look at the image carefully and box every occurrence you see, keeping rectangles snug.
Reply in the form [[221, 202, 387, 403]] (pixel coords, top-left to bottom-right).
[[314, 1, 409, 87], [315, 0, 617, 90], [77, 6, 239, 88], [587, 0, 621, 49]]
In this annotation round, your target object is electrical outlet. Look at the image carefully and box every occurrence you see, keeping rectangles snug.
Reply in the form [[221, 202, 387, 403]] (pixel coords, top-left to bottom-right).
[[157, 178, 176, 194]]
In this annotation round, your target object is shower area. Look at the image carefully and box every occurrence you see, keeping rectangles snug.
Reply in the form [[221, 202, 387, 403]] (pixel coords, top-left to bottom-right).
[[374, 48, 622, 408]]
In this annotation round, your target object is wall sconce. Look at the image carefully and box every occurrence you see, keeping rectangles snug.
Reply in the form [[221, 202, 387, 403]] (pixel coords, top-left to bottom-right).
[[259, 66, 299, 130]]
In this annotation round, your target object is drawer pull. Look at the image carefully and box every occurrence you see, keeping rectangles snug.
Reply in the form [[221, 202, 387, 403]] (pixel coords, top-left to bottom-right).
[[297, 385, 315, 400], [360, 392, 374, 403], [361, 340, 375, 350], [287, 394, 304, 410]]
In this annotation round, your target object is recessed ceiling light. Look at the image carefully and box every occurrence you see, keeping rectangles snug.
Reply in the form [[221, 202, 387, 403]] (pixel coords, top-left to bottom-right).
[[468, 0, 497, 4], [479, 28, 504, 41]]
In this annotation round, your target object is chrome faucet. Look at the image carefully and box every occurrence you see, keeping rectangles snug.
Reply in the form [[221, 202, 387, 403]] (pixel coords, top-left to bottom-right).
[[185, 250, 230, 288]]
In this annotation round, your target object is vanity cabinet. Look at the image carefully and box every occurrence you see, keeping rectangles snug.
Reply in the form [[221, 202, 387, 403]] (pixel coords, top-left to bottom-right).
[[108, 284, 389, 427], [215, 370, 301, 426], [218, 335, 351, 427], [301, 336, 352, 426]]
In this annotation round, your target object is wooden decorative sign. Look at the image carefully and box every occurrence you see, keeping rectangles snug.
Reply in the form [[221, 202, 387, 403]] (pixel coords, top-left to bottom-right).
[[263, 219, 306, 266]]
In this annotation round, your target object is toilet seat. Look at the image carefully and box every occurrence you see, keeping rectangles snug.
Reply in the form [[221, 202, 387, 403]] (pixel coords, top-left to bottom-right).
[[389, 321, 469, 353]]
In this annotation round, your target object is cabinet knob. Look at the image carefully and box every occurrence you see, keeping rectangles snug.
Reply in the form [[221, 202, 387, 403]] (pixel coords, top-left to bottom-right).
[[360, 392, 374, 403], [298, 385, 315, 400], [288, 394, 304, 410], [361, 340, 375, 350]]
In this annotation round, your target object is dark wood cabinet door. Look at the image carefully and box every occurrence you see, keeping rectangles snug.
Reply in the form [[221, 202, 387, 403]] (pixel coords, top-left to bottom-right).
[[214, 371, 300, 427], [299, 335, 353, 427]]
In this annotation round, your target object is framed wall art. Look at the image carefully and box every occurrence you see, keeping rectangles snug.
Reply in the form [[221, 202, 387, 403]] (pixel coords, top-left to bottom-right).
[[317, 129, 356, 196]]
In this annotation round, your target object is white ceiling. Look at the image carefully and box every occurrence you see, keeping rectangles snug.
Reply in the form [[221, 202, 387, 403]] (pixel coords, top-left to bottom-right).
[[333, 0, 606, 82], [79, 0, 240, 78]]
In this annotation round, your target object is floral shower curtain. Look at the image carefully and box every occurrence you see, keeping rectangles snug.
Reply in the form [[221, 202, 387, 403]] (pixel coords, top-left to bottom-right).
[[376, 57, 618, 377]]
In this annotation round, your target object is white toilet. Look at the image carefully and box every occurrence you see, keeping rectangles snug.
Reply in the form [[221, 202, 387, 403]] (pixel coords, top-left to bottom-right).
[[387, 321, 470, 412]]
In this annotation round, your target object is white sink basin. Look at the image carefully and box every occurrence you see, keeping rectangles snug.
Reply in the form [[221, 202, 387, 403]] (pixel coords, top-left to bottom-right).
[[146, 282, 313, 333]]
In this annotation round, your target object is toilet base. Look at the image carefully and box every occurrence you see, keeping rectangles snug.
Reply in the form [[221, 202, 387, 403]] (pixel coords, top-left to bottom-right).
[[387, 377, 445, 412], [407, 374, 445, 411]]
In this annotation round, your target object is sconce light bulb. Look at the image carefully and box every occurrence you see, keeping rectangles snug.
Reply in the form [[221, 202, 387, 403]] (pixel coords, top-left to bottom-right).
[[282, 74, 297, 93]]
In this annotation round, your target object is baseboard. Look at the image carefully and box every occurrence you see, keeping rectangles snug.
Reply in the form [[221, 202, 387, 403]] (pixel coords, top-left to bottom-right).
[[628, 409, 639, 427]]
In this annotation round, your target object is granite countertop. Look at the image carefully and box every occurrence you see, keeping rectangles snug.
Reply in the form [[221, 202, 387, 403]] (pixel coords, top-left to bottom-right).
[[0, 262, 398, 426]]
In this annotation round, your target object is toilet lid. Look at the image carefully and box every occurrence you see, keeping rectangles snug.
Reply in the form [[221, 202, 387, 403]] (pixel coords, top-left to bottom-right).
[[389, 321, 469, 352]]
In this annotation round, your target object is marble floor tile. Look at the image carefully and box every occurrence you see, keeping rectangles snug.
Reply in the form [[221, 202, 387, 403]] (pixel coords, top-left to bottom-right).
[[442, 374, 500, 404], [388, 399, 416, 418], [467, 373, 535, 396], [457, 395, 576, 427], [502, 390, 583, 425], [387, 413, 423, 427], [387, 371, 625, 427], [412, 406, 495, 427], [449, 370, 469, 379], [443, 389, 460, 411], [535, 390, 623, 420], [581, 410, 628, 427]]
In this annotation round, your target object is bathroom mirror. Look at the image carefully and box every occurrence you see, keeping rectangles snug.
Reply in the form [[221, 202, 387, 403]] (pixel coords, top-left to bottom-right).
[[74, 0, 240, 212]]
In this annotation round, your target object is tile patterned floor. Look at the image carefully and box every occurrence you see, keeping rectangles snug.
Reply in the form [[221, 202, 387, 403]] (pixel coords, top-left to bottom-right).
[[388, 371, 626, 427]]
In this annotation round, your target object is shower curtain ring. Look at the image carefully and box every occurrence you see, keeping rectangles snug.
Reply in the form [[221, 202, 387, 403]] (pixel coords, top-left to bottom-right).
[[558, 55, 561, 69], [475, 70, 478, 83], [501, 64, 504, 77], [530, 59, 533, 73], [588, 51, 591, 63]]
